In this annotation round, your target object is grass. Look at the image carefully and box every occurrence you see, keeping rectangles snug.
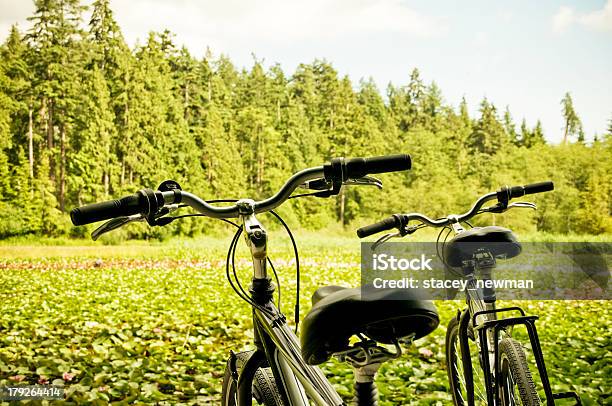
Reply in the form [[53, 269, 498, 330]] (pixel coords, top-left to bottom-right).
[[0, 234, 610, 404]]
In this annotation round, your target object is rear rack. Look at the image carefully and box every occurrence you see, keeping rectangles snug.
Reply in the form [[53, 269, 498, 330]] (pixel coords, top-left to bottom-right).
[[461, 306, 582, 406]]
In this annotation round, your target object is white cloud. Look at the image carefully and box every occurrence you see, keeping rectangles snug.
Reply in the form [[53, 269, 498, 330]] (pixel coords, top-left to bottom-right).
[[552, 6, 575, 34], [0, 0, 447, 58], [110, 0, 447, 55], [552, 0, 612, 34], [579, 0, 612, 32]]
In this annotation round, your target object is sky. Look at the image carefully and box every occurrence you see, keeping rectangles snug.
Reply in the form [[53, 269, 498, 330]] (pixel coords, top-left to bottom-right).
[[1, 0, 611, 143]]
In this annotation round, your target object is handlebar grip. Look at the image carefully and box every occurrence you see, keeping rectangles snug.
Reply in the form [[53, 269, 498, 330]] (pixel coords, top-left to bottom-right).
[[524, 181, 554, 195], [345, 154, 411, 179], [70, 193, 146, 226], [357, 215, 401, 238], [508, 181, 554, 199], [325, 154, 411, 182]]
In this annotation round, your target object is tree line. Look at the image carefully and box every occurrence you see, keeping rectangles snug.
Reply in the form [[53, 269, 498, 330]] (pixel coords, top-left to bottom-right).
[[0, 0, 610, 239]]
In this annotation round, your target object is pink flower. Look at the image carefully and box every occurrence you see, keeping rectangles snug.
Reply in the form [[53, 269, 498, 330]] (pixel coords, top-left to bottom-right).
[[98, 386, 109, 392], [153, 327, 162, 334], [62, 372, 75, 382], [38, 376, 49, 385], [9, 375, 26, 382], [418, 347, 434, 358]]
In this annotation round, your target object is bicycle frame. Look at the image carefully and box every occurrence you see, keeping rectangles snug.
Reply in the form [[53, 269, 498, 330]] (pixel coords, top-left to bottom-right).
[[232, 201, 344, 406]]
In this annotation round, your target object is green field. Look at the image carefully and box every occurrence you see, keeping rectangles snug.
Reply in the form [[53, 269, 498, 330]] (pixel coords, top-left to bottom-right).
[[0, 235, 610, 405]]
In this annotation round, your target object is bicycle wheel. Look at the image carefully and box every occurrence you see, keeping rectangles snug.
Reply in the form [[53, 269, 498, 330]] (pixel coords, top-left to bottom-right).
[[445, 316, 488, 405], [221, 350, 283, 406], [498, 338, 541, 406]]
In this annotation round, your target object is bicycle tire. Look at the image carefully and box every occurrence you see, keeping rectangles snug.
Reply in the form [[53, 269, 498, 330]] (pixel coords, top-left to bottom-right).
[[446, 315, 491, 405], [221, 350, 283, 406], [498, 338, 541, 406], [446, 316, 466, 405]]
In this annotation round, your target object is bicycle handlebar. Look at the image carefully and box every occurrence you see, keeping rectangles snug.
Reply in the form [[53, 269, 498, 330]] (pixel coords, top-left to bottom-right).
[[70, 154, 411, 226], [356, 180, 554, 238]]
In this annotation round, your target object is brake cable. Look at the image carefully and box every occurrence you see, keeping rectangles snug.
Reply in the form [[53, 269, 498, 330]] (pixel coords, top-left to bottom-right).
[[157, 198, 301, 331], [267, 210, 301, 334], [288, 191, 321, 199], [226, 226, 276, 318]]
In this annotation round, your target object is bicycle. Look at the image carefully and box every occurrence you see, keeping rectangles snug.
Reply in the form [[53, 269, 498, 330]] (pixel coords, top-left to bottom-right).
[[356, 182, 582, 406], [70, 154, 440, 405]]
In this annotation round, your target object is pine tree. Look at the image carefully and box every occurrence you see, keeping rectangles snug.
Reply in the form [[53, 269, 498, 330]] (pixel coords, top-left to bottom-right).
[[502, 106, 517, 144], [561, 92, 582, 144], [1, 25, 34, 179], [170, 46, 199, 121], [70, 66, 116, 204], [577, 127, 585, 144], [406, 68, 425, 127], [468, 98, 507, 155], [87, 0, 131, 196], [198, 104, 245, 197], [518, 119, 530, 146], [26, 0, 87, 210], [530, 120, 546, 146], [420, 81, 443, 131], [0, 61, 13, 147], [454, 96, 472, 143], [358, 78, 386, 125], [387, 83, 409, 132], [89, 0, 127, 72]]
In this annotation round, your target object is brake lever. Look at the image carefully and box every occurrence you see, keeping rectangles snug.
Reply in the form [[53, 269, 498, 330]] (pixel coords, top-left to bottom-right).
[[371, 224, 421, 250], [91, 204, 184, 240], [482, 201, 538, 215], [91, 214, 145, 240], [343, 176, 383, 189], [372, 231, 401, 251], [507, 201, 537, 210]]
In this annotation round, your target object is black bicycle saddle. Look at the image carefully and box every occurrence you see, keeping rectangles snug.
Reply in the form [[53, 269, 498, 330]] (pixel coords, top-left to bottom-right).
[[300, 285, 439, 365], [444, 226, 521, 267]]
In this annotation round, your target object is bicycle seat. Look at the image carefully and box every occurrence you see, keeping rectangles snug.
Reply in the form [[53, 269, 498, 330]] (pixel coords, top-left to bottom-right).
[[444, 226, 521, 267], [300, 285, 439, 365]]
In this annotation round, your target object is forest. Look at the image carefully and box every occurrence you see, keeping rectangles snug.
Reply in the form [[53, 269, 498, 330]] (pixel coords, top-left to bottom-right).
[[0, 0, 610, 239]]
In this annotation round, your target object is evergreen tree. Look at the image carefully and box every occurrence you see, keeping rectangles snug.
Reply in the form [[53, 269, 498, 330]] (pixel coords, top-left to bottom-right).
[[89, 0, 127, 71], [26, 0, 87, 210], [561, 92, 582, 144], [577, 127, 586, 144], [530, 120, 546, 146], [468, 98, 507, 155], [70, 66, 116, 204], [459, 97, 471, 129], [406, 68, 425, 127], [518, 119, 530, 146], [1, 26, 34, 179], [198, 104, 245, 196], [420, 81, 443, 131], [452, 96, 472, 145], [502, 106, 517, 144], [0, 59, 13, 146]]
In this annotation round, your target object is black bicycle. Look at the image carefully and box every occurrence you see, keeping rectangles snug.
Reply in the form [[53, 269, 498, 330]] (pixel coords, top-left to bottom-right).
[[70, 154, 440, 405], [357, 182, 582, 406]]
